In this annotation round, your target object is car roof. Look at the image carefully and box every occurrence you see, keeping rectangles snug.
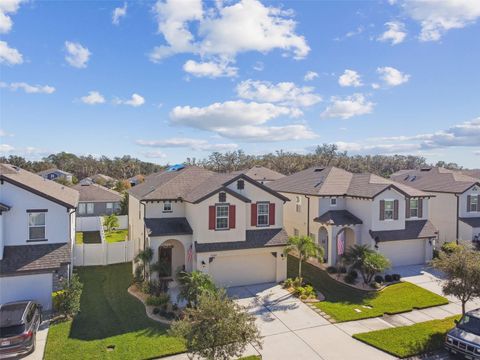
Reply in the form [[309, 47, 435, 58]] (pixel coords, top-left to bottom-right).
[[0, 301, 31, 327]]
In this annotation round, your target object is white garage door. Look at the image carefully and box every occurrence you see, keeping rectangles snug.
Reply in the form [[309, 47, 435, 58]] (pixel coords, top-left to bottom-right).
[[379, 239, 426, 267], [0, 273, 53, 310], [209, 252, 276, 287]]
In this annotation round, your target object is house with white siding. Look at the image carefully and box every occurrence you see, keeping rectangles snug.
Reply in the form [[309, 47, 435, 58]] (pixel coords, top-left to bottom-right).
[[128, 165, 289, 288]]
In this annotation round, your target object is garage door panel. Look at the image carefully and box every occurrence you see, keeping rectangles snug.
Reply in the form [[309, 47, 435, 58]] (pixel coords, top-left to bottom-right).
[[0, 273, 53, 310], [209, 253, 276, 287], [379, 239, 426, 267]]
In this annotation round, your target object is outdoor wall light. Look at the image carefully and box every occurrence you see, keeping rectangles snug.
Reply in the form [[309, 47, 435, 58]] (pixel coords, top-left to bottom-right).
[[201, 260, 206, 266]]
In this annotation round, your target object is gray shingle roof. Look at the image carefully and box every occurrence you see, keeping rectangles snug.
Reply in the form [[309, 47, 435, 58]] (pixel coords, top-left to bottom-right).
[[459, 217, 480, 228], [391, 167, 480, 194], [369, 220, 437, 242], [314, 210, 363, 225], [37, 168, 72, 176], [234, 166, 285, 182], [195, 228, 288, 253], [1, 164, 79, 208], [72, 183, 122, 202], [145, 217, 193, 237], [268, 166, 428, 198], [0, 243, 71, 275]]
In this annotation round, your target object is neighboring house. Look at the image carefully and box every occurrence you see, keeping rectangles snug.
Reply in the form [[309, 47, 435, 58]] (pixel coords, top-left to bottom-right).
[[234, 165, 285, 184], [72, 183, 122, 217], [391, 167, 480, 245], [0, 164, 79, 310], [128, 174, 144, 187], [268, 166, 437, 267], [37, 168, 73, 183], [128, 165, 289, 288]]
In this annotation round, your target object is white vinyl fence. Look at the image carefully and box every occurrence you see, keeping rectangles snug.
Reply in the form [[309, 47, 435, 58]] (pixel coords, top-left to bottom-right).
[[74, 240, 133, 266], [76, 215, 128, 231]]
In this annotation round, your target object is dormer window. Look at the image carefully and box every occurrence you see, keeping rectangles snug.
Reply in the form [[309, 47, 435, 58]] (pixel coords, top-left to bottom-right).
[[219, 192, 227, 203], [409, 198, 419, 218], [330, 198, 337, 206], [237, 180, 244, 190], [163, 201, 172, 212]]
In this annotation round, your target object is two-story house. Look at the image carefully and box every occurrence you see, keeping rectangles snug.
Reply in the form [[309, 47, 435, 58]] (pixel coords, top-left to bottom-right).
[[268, 166, 437, 267], [128, 165, 289, 287], [233, 165, 285, 184], [72, 183, 122, 217], [37, 168, 73, 183], [0, 164, 79, 310], [391, 167, 480, 245]]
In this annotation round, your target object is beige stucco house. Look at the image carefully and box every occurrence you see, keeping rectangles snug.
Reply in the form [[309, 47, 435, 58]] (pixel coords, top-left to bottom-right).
[[128, 165, 289, 288], [391, 167, 480, 245], [268, 166, 437, 267]]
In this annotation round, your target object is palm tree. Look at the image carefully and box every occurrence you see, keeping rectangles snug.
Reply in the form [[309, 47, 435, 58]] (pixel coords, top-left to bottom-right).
[[176, 270, 217, 307], [134, 247, 154, 280], [284, 236, 324, 282], [343, 244, 373, 271], [103, 214, 119, 234]]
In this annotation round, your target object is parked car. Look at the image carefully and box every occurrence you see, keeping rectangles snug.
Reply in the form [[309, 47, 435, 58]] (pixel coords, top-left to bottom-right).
[[445, 308, 480, 359], [0, 301, 42, 358]]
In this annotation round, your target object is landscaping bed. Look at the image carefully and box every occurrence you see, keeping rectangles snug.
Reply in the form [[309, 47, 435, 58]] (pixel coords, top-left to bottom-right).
[[287, 256, 449, 322], [44, 263, 185, 360], [353, 315, 460, 358], [104, 229, 128, 243]]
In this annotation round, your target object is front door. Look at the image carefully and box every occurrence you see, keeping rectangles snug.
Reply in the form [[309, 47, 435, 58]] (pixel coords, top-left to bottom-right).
[[159, 246, 173, 277]]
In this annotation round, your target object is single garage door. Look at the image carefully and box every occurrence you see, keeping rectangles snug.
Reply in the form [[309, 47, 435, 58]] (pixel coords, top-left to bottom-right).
[[209, 252, 276, 287], [0, 273, 53, 310], [379, 239, 426, 267]]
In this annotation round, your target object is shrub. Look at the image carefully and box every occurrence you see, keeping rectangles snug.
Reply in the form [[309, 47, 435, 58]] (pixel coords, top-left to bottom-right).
[[134, 266, 144, 283], [374, 275, 384, 284], [56, 274, 83, 317], [370, 282, 381, 289], [344, 274, 356, 284], [146, 293, 170, 306], [52, 290, 65, 312], [141, 280, 152, 294], [172, 303, 179, 312], [384, 274, 393, 282], [392, 273, 401, 281], [303, 285, 316, 298], [153, 307, 160, 315], [294, 286, 305, 297], [339, 266, 347, 274], [292, 277, 303, 288], [326, 266, 337, 274], [283, 278, 294, 288], [441, 242, 459, 254], [348, 269, 358, 279]]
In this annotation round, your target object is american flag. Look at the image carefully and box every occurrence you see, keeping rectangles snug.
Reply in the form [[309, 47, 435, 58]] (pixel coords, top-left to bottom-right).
[[187, 244, 193, 263], [337, 231, 345, 256]]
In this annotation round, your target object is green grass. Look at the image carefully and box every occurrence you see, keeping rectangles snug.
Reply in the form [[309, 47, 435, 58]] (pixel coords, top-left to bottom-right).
[[44, 263, 185, 360], [239, 356, 261, 360], [75, 232, 83, 244], [288, 256, 449, 322], [353, 315, 460, 358], [104, 229, 129, 243], [75, 231, 102, 244]]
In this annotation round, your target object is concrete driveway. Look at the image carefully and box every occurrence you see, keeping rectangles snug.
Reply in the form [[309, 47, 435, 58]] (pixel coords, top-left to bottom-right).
[[21, 320, 49, 360], [227, 283, 395, 360]]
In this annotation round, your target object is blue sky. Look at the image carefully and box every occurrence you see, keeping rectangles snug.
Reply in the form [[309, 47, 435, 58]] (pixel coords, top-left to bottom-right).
[[1, 0, 479, 167]]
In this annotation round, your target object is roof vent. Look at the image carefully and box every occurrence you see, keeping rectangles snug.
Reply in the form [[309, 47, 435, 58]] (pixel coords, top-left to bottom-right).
[[410, 175, 417, 182], [420, 167, 431, 172], [314, 168, 325, 172], [404, 175, 410, 181], [167, 164, 185, 172]]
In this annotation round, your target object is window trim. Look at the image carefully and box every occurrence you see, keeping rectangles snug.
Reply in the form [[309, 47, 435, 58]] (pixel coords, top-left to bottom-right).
[[27, 211, 47, 242], [257, 202, 270, 227], [409, 198, 419, 218], [330, 198, 337, 206], [163, 201, 172, 213], [470, 195, 479, 212], [383, 199, 395, 221], [215, 204, 229, 230], [86, 202, 94, 215], [78, 203, 86, 214]]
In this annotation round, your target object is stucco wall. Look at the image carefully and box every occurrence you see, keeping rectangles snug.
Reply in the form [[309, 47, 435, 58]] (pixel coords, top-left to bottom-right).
[[459, 185, 480, 218], [146, 200, 186, 218], [128, 195, 144, 257], [371, 188, 405, 231], [428, 192, 457, 244]]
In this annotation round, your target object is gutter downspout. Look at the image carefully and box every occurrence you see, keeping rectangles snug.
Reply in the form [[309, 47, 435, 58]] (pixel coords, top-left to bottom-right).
[[140, 200, 147, 251], [455, 194, 459, 244], [68, 207, 76, 282], [305, 195, 311, 236]]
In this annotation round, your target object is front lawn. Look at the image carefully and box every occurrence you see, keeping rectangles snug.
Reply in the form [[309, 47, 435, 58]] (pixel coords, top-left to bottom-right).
[[288, 256, 448, 322], [44, 263, 185, 360], [104, 229, 129, 243], [353, 315, 460, 358]]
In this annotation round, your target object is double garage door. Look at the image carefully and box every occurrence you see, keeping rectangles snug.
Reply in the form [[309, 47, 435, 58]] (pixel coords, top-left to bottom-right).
[[209, 252, 277, 287], [378, 239, 427, 267], [0, 273, 53, 310]]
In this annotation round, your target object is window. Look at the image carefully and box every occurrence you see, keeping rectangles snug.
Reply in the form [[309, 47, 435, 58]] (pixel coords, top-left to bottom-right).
[[257, 203, 269, 226], [409, 198, 419, 218], [219, 192, 227, 203], [293, 228, 299, 237], [471, 196, 479, 212], [106, 202, 113, 209], [384, 200, 394, 220], [295, 196, 301, 213], [237, 180, 244, 190], [86, 203, 94, 215], [330, 198, 337, 206], [78, 203, 86, 214], [216, 205, 229, 229], [163, 201, 172, 212], [28, 212, 46, 240]]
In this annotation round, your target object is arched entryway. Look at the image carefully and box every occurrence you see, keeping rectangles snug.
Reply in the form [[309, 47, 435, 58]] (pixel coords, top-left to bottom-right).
[[336, 227, 355, 257], [318, 227, 329, 263], [157, 239, 185, 278]]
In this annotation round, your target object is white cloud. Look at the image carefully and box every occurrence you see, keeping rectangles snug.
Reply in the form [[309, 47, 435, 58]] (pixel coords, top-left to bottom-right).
[[321, 93, 374, 119], [114, 93, 145, 107], [304, 71, 318, 81], [338, 69, 363, 87], [136, 137, 238, 152], [0, 0, 24, 34], [1, 82, 55, 94], [400, 0, 480, 41], [336, 141, 420, 154], [236, 80, 321, 107], [81, 91, 105, 105], [334, 26, 364, 41], [0, 144, 49, 158], [475, 150, 480, 156], [0, 144, 15, 153], [0, 129, 13, 137], [217, 124, 317, 142], [377, 66, 410, 86], [64, 41, 91, 68], [253, 61, 264, 71], [183, 59, 237, 78], [377, 21, 406, 45], [150, 0, 309, 74], [0, 40, 23, 65], [112, 2, 127, 25], [143, 151, 167, 159], [371, 83, 380, 89]]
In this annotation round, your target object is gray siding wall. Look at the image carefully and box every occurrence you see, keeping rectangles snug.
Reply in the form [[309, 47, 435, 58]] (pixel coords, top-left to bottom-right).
[[77, 201, 121, 217]]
